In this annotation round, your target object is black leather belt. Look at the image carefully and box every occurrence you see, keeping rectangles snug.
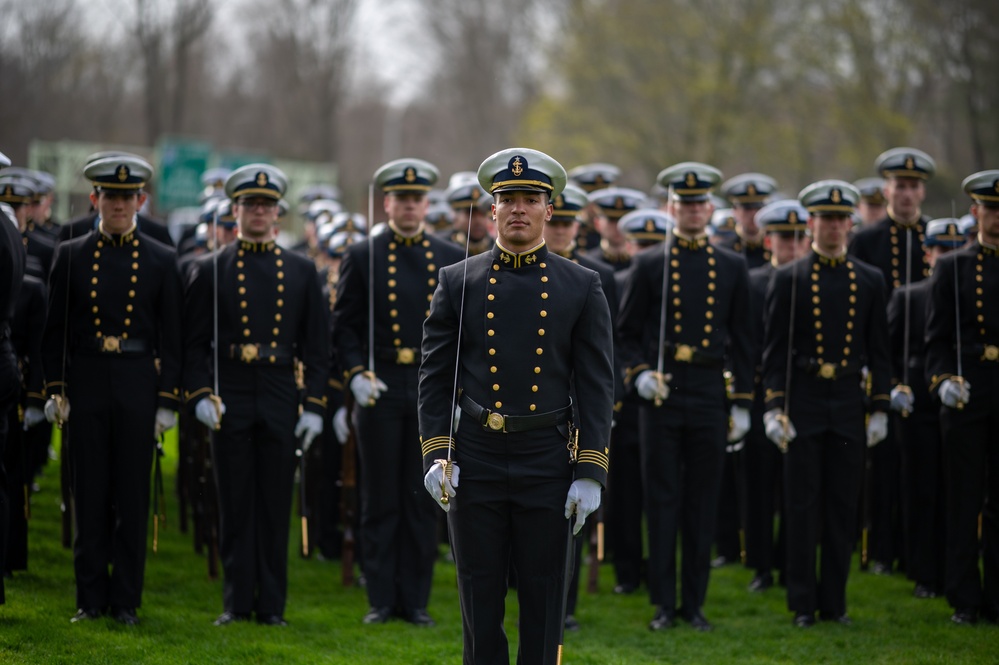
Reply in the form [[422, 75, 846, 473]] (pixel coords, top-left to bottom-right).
[[664, 343, 724, 369], [227, 343, 295, 364], [374, 346, 421, 365], [78, 336, 151, 355], [794, 356, 862, 380], [459, 393, 571, 433]]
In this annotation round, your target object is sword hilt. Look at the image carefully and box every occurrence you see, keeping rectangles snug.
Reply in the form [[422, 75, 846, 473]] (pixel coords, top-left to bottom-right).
[[775, 413, 791, 454], [208, 394, 223, 430], [438, 459, 453, 505]]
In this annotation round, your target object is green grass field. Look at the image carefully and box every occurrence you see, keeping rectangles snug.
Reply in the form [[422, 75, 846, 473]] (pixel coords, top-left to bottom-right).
[[0, 430, 995, 664]]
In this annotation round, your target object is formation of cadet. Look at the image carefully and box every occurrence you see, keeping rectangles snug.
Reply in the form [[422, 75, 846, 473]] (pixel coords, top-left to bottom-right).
[[0, 141, 997, 644]]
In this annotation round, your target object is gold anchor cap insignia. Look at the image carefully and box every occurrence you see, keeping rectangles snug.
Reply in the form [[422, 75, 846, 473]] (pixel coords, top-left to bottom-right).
[[831, 189, 842, 204], [645, 219, 655, 232], [747, 183, 757, 196], [615, 196, 624, 209], [404, 167, 416, 183], [685, 173, 697, 188], [256, 172, 268, 187], [117, 165, 130, 182], [788, 211, 798, 223], [510, 157, 524, 177], [905, 156, 915, 170], [554, 194, 564, 209]]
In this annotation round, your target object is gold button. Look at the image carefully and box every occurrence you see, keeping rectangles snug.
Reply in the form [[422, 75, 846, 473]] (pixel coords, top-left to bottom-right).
[[815, 321, 822, 330], [493, 384, 500, 391], [392, 323, 400, 332], [493, 264, 500, 271], [243, 329, 251, 337], [277, 271, 284, 279], [813, 308, 821, 316], [701, 339, 710, 348], [816, 333, 823, 341], [94, 318, 100, 326], [429, 278, 437, 286], [93, 251, 100, 258], [542, 293, 548, 299], [674, 312, 682, 320], [131, 275, 137, 283], [425, 251, 433, 259], [489, 348, 496, 356], [671, 260, 679, 267], [488, 330, 495, 336], [849, 308, 856, 316], [708, 257, 716, 265], [705, 311, 713, 319], [490, 366, 497, 373], [540, 262, 546, 268], [277, 299, 284, 307], [390, 309, 398, 317], [672, 272, 681, 280], [238, 250, 245, 257], [488, 294, 495, 300], [489, 278, 497, 284], [849, 295, 856, 303], [846, 321, 854, 330], [708, 271, 716, 278], [707, 283, 715, 291], [811, 285, 819, 293], [817, 346, 824, 354], [812, 296, 820, 304], [242, 316, 248, 323], [124, 318, 131, 326], [538, 329, 545, 336], [812, 263, 820, 271], [388, 293, 397, 301], [238, 274, 245, 281], [672, 284, 681, 293], [811, 274, 819, 281], [276, 259, 283, 267], [541, 276, 548, 283], [844, 348, 851, 356], [487, 312, 494, 319], [126, 304, 133, 312], [92, 306, 98, 314], [427, 294, 433, 302], [239, 287, 246, 294], [428, 264, 436, 272], [92, 264, 99, 271], [848, 272, 856, 279], [388, 255, 396, 262], [674, 324, 682, 333], [530, 404, 537, 411], [532, 385, 538, 392], [90, 290, 97, 298], [91, 277, 98, 285], [536, 348, 543, 355], [278, 284, 285, 292], [534, 367, 541, 374], [540, 310, 547, 317], [673, 298, 681, 306], [132, 262, 139, 270], [129, 290, 135, 298], [845, 334, 853, 342], [704, 324, 712, 333], [237, 261, 244, 268], [275, 314, 282, 322], [389, 266, 397, 274], [240, 301, 248, 309], [495, 401, 502, 409]]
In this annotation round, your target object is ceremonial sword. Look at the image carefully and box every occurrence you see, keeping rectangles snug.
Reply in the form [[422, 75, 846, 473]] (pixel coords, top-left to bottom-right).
[[776, 229, 800, 453]]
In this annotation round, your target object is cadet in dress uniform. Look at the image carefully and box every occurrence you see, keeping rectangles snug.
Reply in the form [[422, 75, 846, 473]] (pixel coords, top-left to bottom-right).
[[608, 209, 672, 596], [718, 173, 777, 269], [567, 162, 621, 252], [849, 148, 935, 575], [442, 174, 494, 256], [0, 168, 55, 283], [41, 154, 182, 625], [618, 162, 753, 632], [0, 149, 26, 606], [762, 180, 891, 627], [585, 187, 646, 273], [888, 219, 964, 601], [709, 208, 737, 247], [853, 177, 887, 228], [924, 170, 999, 625], [419, 148, 613, 664], [331, 158, 464, 626], [28, 170, 60, 240], [743, 200, 811, 592], [184, 164, 328, 626]]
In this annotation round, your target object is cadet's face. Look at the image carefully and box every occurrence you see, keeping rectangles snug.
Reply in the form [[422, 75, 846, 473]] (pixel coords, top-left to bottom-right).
[[734, 205, 761, 240], [809, 214, 851, 253], [885, 177, 925, 221], [454, 207, 493, 241], [384, 192, 429, 233], [594, 214, 624, 245], [492, 190, 551, 252], [674, 200, 714, 235], [542, 219, 578, 253], [767, 231, 811, 266], [90, 190, 145, 232], [857, 201, 886, 225], [973, 203, 999, 244], [235, 196, 279, 241]]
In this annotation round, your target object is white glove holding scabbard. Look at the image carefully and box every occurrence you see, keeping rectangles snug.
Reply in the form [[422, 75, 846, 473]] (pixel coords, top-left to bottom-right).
[[424, 460, 460, 512], [938, 378, 970, 409], [763, 408, 796, 449], [564, 478, 602, 535], [350, 372, 387, 407], [635, 370, 670, 402], [195, 396, 225, 429], [154, 408, 176, 438], [295, 412, 324, 451]]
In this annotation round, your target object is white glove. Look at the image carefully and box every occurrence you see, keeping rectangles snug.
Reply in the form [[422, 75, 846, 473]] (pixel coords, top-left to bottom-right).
[[564, 478, 602, 535], [154, 408, 176, 438], [333, 406, 349, 444], [635, 370, 670, 403], [889, 385, 914, 414], [763, 408, 796, 449], [453, 406, 461, 433], [939, 378, 971, 409], [350, 372, 387, 407], [195, 396, 225, 429], [424, 460, 460, 512], [23, 406, 45, 430], [727, 406, 750, 443], [866, 411, 888, 447], [295, 412, 324, 451], [44, 396, 70, 425]]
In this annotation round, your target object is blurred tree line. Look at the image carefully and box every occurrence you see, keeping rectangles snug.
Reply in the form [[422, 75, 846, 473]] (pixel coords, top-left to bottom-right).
[[1, 0, 996, 215]]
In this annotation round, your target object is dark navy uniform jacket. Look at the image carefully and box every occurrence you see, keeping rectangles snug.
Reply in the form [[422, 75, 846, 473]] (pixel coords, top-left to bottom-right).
[[849, 215, 930, 295], [617, 234, 754, 409], [763, 250, 891, 439], [419, 242, 614, 486]]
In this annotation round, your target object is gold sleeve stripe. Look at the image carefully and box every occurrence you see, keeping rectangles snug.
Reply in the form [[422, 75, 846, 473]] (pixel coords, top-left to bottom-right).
[[184, 387, 213, 402], [624, 364, 651, 382], [421, 435, 455, 457], [27, 392, 45, 400], [577, 450, 610, 470], [928, 373, 952, 391], [306, 396, 328, 407], [328, 379, 344, 390], [871, 394, 890, 401], [344, 365, 366, 382], [158, 391, 181, 401], [45, 381, 67, 390], [730, 392, 752, 400]]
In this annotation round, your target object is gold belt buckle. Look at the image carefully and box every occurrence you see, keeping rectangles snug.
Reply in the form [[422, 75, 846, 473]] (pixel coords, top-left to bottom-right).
[[486, 411, 505, 431], [818, 363, 836, 379], [240, 343, 260, 363], [674, 344, 693, 362], [396, 347, 415, 364], [102, 335, 121, 353], [983, 345, 999, 362]]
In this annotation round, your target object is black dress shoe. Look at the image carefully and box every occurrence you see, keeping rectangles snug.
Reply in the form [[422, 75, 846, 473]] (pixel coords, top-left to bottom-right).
[[70, 608, 104, 623], [403, 608, 436, 627], [257, 614, 287, 626], [870, 561, 892, 576], [913, 584, 938, 599], [793, 612, 816, 628], [564, 614, 580, 631], [111, 607, 139, 626], [613, 583, 637, 595], [710, 555, 732, 569], [363, 606, 393, 624], [748, 573, 773, 593], [214, 611, 251, 626], [951, 609, 978, 625], [819, 612, 851, 625], [648, 607, 675, 631], [681, 609, 713, 632]]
